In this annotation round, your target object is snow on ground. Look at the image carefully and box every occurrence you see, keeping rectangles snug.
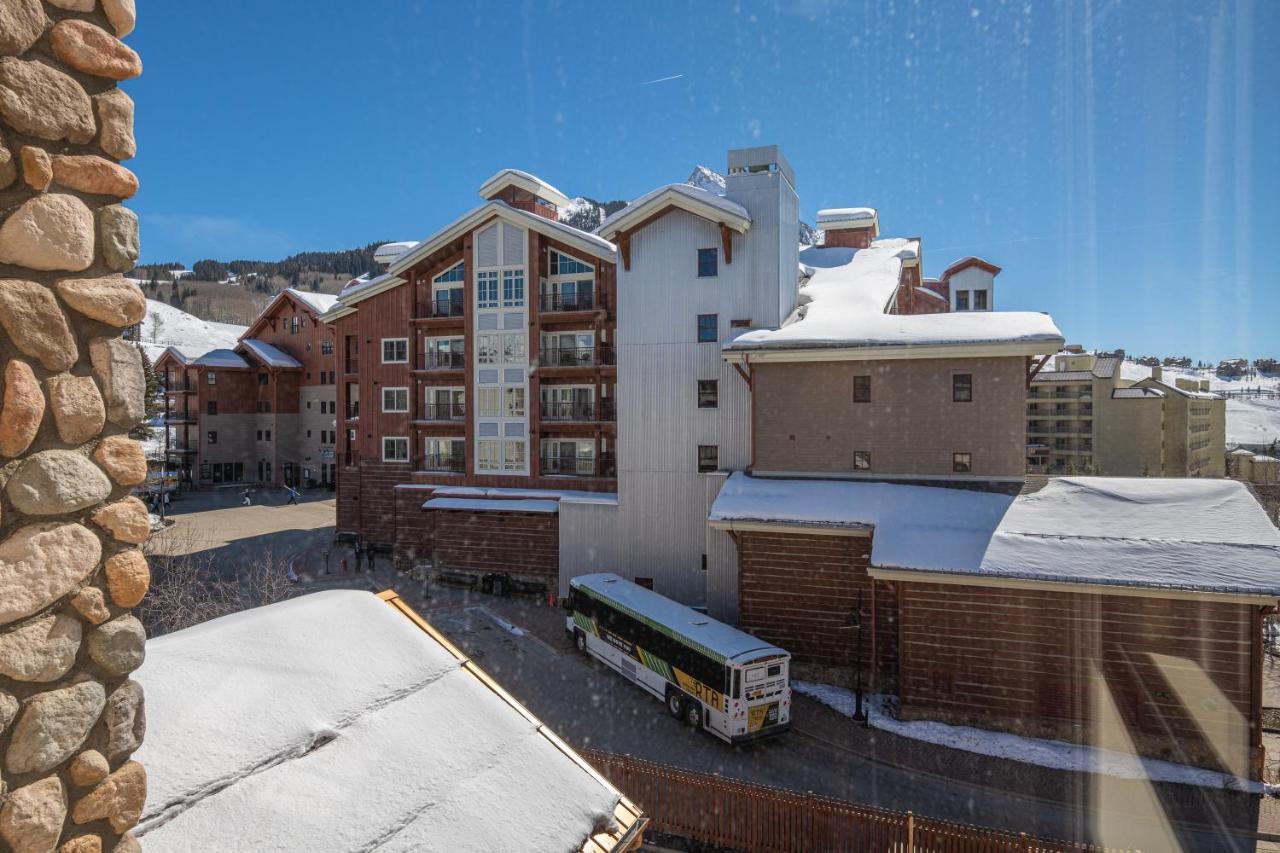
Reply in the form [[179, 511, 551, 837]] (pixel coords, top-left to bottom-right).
[[793, 681, 1265, 793], [1119, 361, 1280, 393], [1227, 397, 1280, 447], [725, 242, 1062, 351], [135, 591, 622, 852], [136, 299, 245, 364]]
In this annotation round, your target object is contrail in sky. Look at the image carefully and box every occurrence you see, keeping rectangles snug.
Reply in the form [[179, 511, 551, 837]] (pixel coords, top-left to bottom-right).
[[641, 74, 684, 85]]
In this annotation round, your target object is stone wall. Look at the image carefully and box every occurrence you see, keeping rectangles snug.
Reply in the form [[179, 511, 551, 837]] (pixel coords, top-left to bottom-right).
[[0, 1, 146, 851]]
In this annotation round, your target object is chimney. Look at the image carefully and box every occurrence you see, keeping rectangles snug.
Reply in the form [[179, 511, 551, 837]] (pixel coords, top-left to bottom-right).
[[817, 207, 878, 249], [1151, 365, 1162, 382]]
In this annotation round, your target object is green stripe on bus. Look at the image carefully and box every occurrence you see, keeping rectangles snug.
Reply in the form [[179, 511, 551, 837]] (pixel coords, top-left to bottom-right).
[[575, 586, 727, 664]]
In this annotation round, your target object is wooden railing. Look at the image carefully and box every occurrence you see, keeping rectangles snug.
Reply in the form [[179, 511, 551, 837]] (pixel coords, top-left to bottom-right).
[[580, 749, 1136, 853]]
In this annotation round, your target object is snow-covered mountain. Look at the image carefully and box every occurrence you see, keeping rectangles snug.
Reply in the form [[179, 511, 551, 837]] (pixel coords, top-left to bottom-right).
[[1118, 361, 1280, 448], [686, 165, 727, 195], [134, 299, 247, 364]]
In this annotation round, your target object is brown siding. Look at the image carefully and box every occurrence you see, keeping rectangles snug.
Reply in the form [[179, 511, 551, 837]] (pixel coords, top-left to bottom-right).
[[736, 532, 897, 689], [433, 509, 559, 581], [752, 357, 1027, 478], [897, 582, 1263, 777]]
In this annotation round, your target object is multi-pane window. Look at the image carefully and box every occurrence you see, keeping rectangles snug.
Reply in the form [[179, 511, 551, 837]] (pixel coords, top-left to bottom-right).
[[698, 380, 718, 409], [207, 371, 217, 385], [502, 334, 526, 363], [381, 338, 408, 363], [207, 431, 218, 444], [953, 373, 973, 403], [207, 401, 217, 415], [854, 451, 871, 470], [477, 440, 500, 471], [505, 387, 525, 417], [973, 290, 988, 310], [697, 314, 718, 343], [381, 387, 409, 413], [477, 388, 500, 417], [503, 440, 526, 471], [697, 248, 718, 278], [697, 445, 719, 473], [290, 316, 300, 334], [956, 290, 970, 311], [550, 251, 592, 275], [477, 271, 499, 308], [321, 340, 334, 355], [477, 334, 499, 364], [436, 262, 466, 283], [953, 452, 973, 473], [853, 375, 871, 403], [382, 437, 409, 462], [502, 270, 525, 307]]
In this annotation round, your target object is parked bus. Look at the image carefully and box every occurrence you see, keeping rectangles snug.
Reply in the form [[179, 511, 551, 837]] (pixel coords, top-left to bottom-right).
[[565, 572, 791, 743]]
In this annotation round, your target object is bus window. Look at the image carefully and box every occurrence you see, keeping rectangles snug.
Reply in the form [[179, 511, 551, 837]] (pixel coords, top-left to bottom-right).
[[732, 669, 741, 699], [767, 664, 781, 678], [746, 667, 765, 684]]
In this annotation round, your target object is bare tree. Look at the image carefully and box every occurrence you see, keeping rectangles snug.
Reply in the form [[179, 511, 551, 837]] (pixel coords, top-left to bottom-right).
[[148, 308, 164, 344]]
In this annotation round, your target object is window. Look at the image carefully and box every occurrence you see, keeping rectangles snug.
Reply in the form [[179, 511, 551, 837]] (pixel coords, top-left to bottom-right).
[[477, 440, 500, 471], [206, 371, 216, 385], [382, 387, 409, 413], [502, 334, 526, 363], [697, 247, 718, 278], [265, 430, 272, 441], [435, 261, 466, 283], [290, 316, 299, 334], [258, 373, 268, 385], [477, 334, 499, 364], [550, 251, 592, 275], [502, 269, 524, 307], [854, 451, 871, 470], [381, 338, 408, 364], [477, 271, 499, 308], [953, 452, 973, 473], [697, 314, 718, 343], [956, 290, 970, 311], [207, 431, 217, 444], [698, 380, 718, 408], [973, 290, 988, 310], [503, 440, 526, 471], [953, 373, 973, 403], [321, 340, 334, 355], [634, 577, 655, 590], [207, 401, 217, 415], [853, 375, 871, 403], [382, 437, 409, 462], [697, 445, 719, 473], [256, 430, 262, 440], [505, 387, 525, 417], [477, 387, 500, 417]]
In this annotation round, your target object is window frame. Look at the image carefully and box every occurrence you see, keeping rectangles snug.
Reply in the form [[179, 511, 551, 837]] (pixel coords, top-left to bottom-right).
[[854, 450, 871, 471], [697, 444, 719, 473], [696, 313, 718, 343], [207, 431, 218, 445], [973, 289, 988, 310], [477, 270, 499, 309], [956, 290, 970, 311], [853, 375, 871, 403], [952, 373, 973, 403], [697, 379, 719, 409], [380, 337, 408, 364], [381, 386, 409, 413], [382, 436, 410, 463], [697, 247, 718, 278], [953, 452, 973, 473]]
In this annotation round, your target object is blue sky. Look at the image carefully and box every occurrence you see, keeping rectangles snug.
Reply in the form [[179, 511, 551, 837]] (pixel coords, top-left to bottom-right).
[[128, 1, 1276, 361]]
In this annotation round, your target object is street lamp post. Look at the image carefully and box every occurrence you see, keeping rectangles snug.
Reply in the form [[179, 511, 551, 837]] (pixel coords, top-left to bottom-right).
[[839, 591, 868, 724]]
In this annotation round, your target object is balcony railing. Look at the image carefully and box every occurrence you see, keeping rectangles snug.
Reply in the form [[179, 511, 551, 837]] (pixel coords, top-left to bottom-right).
[[540, 292, 596, 313], [166, 411, 197, 424], [421, 402, 466, 421], [421, 452, 465, 473], [344, 359, 359, 374], [539, 346, 616, 368], [345, 403, 360, 420], [420, 351, 466, 371], [163, 380, 194, 393], [416, 298, 465, 319], [540, 453, 617, 478], [539, 399, 617, 422]]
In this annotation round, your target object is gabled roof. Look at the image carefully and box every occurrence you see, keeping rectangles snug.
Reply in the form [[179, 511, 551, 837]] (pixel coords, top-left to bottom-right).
[[134, 590, 645, 852], [160, 347, 250, 369], [323, 201, 615, 319], [372, 241, 416, 266], [243, 289, 341, 339], [596, 183, 751, 240], [940, 256, 1002, 278], [816, 207, 878, 231], [478, 168, 571, 209], [239, 338, 303, 369], [1113, 387, 1165, 399]]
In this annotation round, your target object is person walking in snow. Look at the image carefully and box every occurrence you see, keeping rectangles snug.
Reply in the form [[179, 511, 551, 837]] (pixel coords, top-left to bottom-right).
[[285, 485, 300, 506], [241, 488, 251, 507]]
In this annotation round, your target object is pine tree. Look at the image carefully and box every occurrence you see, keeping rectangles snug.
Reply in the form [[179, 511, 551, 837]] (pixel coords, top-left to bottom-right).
[[130, 345, 160, 440]]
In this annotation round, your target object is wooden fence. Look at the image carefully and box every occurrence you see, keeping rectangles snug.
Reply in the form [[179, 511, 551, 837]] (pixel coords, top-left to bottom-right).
[[581, 749, 1137, 853]]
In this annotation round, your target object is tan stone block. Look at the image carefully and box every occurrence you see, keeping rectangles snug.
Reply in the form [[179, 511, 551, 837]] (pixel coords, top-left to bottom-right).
[[89, 338, 144, 428], [70, 586, 111, 626], [0, 0, 48, 57], [103, 549, 148, 606], [0, 360, 45, 458], [0, 57, 96, 144], [93, 436, 147, 486], [56, 276, 146, 327], [61, 835, 102, 853], [51, 154, 138, 199], [0, 195, 95, 273], [0, 522, 103, 627], [69, 750, 110, 787], [50, 20, 142, 81], [19, 145, 50, 191], [0, 612, 81, 682], [98, 205, 139, 272], [72, 760, 146, 833], [93, 89, 135, 161], [7, 451, 112, 517], [0, 131, 14, 189], [6, 679, 106, 774], [112, 834, 140, 853], [47, 0, 96, 9], [91, 497, 149, 545], [103, 0, 135, 38], [47, 374, 106, 445], [0, 776, 67, 853]]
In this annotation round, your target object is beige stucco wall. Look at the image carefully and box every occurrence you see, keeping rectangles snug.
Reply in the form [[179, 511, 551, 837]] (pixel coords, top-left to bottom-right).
[[753, 356, 1027, 479], [1095, 397, 1164, 476]]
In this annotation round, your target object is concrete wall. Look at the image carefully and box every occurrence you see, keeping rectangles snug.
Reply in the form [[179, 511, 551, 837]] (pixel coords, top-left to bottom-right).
[[1096, 397, 1164, 476]]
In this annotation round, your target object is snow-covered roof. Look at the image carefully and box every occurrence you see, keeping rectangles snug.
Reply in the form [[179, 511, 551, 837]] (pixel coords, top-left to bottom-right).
[[404, 484, 618, 506], [724, 242, 1062, 355], [1032, 370, 1094, 382], [285, 288, 340, 316], [424, 497, 559, 514], [816, 207, 877, 229], [709, 473, 1280, 597], [1252, 455, 1280, 464], [372, 241, 417, 266], [596, 183, 751, 239], [1229, 448, 1257, 456], [571, 573, 787, 665], [1112, 387, 1165, 399], [337, 269, 404, 301], [916, 286, 948, 303], [193, 349, 249, 368], [478, 168, 571, 209], [135, 591, 635, 851], [239, 338, 303, 369], [1140, 377, 1221, 400]]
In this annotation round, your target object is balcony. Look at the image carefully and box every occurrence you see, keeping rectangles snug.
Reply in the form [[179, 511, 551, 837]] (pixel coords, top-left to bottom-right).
[[421, 402, 466, 422], [539, 399, 616, 422], [540, 292, 596, 313], [163, 380, 195, 394], [421, 452, 465, 473], [166, 411, 197, 424], [420, 351, 466, 371], [540, 452, 617, 478], [415, 298, 465, 320], [166, 443, 198, 455], [344, 359, 359, 375], [345, 403, 360, 420], [538, 346, 616, 369]]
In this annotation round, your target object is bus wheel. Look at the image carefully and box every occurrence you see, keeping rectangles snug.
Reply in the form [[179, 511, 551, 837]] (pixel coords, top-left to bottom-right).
[[684, 701, 703, 729], [666, 690, 685, 719], [574, 630, 587, 654]]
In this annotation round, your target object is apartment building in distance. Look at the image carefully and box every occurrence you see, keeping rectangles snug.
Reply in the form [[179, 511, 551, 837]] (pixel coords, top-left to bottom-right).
[[1026, 349, 1226, 477], [156, 289, 340, 489]]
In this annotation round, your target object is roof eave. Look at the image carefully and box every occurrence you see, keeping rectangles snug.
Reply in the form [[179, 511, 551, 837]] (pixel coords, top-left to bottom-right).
[[598, 190, 751, 241], [723, 338, 1066, 364]]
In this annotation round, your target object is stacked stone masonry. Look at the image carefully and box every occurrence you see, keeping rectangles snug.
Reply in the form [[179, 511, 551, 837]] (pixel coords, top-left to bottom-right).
[[0, 1, 146, 851]]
